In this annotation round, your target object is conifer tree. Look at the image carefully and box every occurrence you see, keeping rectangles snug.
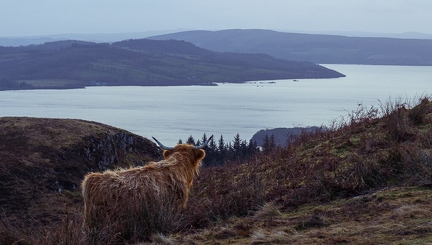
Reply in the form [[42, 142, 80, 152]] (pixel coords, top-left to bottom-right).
[[248, 139, 258, 156], [209, 135, 217, 152], [263, 134, 270, 153], [186, 135, 195, 145], [201, 133, 208, 144], [270, 134, 276, 149], [218, 135, 225, 153], [218, 135, 226, 164], [263, 134, 276, 154], [233, 133, 241, 153]]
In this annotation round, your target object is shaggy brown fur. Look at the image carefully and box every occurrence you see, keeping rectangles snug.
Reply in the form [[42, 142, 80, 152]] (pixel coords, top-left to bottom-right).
[[81, 143, 206, 234]]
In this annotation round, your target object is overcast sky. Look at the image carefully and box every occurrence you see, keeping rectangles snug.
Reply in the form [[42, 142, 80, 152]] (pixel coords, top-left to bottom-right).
[[2, 0, 432, 37]]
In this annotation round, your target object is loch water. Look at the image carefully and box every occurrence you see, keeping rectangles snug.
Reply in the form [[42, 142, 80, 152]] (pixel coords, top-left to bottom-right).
[[1, 64, 431, 144]]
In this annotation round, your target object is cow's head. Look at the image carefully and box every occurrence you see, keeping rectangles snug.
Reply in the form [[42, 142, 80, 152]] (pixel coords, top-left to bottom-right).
[[152, 135, 213, 164]]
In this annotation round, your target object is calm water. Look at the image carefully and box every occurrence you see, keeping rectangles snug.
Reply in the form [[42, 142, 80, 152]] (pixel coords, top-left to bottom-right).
[[1, 64, 431, 145]]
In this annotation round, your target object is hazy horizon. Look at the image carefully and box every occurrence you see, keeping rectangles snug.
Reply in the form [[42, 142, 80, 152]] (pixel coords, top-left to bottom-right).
[[2, 29, 432, 48], [3, 28, 432, 38], [3, 1, 432, 38]]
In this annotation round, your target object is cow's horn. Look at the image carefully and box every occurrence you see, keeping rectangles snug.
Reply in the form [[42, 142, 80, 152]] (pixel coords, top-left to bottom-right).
[[194, 135, 214, 149], [152, 137, 175, 150]]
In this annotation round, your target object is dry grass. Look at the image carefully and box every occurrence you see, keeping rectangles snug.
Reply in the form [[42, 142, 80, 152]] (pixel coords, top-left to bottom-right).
[[173, 96, 432, 244], [176, 186, 432, 244], [253, 202, 282, 220]]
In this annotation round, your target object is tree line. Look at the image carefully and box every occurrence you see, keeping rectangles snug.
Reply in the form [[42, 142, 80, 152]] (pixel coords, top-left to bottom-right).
[[0, 77, 33, 90], [178, 133, 277, 167]]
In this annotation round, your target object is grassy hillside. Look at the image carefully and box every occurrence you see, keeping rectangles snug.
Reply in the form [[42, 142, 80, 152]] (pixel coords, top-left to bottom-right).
[[149, 29, 432, 66], [0, 39, 344, 90], [1, 96, 432, 244], [177, 97, 432, 244], [0, 118, 160, 227]]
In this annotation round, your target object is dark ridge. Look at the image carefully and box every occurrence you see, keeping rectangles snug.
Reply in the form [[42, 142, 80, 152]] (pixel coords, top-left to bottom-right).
[[149, 29, 432, 65]]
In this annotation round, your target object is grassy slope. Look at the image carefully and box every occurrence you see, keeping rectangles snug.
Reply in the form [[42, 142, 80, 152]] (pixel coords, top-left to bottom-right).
[[178, 186, 432, 244], [176, 97, 432, 244], [1, 97, 432, 244], [0, 117, 160, 227]]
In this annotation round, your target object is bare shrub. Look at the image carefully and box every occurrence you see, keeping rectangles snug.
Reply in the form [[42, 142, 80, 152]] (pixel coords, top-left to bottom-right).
[[398, 147, 432, 185], [347, 104, 379, 126], [379, 98, 417, 142], [409, 97, 432, 124]]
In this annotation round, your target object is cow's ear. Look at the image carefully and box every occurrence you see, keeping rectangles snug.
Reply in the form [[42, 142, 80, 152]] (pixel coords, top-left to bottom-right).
[[195, 149, 206, 160], [163, 150, 173, 159]]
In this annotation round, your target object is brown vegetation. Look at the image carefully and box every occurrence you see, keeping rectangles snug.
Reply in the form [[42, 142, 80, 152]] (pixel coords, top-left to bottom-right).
[[1, 96, 432, 244]]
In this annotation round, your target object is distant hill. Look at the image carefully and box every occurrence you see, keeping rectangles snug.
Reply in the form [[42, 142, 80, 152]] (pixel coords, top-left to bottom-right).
[[149, 29, 432, 66], [0, 30, 181, 47], [0, 37, 57, 47], [3, 30, 432, 47], [0, 39, 344, 90], [251, 126, 320, 147]]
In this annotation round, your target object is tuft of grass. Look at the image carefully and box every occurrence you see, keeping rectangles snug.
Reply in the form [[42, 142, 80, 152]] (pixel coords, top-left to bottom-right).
[[149, 233, 175, 245], [251, 229, 267, 244], [253, 202, 282, 220], [294, 213, 329, 231]]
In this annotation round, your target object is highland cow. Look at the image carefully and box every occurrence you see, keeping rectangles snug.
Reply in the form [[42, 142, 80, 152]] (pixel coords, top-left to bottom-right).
[[81, 135, 212, 238]]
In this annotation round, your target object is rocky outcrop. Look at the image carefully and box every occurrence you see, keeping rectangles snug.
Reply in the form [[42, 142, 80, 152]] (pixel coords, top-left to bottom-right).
[[80, 130, 161, 171], [251, 126, 321, 147]]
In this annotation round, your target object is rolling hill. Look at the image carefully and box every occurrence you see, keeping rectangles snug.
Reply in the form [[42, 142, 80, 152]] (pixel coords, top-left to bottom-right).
[[149, 29, 432, 66], [0, 117, 161, 226], [0, 39, 344, 90]]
